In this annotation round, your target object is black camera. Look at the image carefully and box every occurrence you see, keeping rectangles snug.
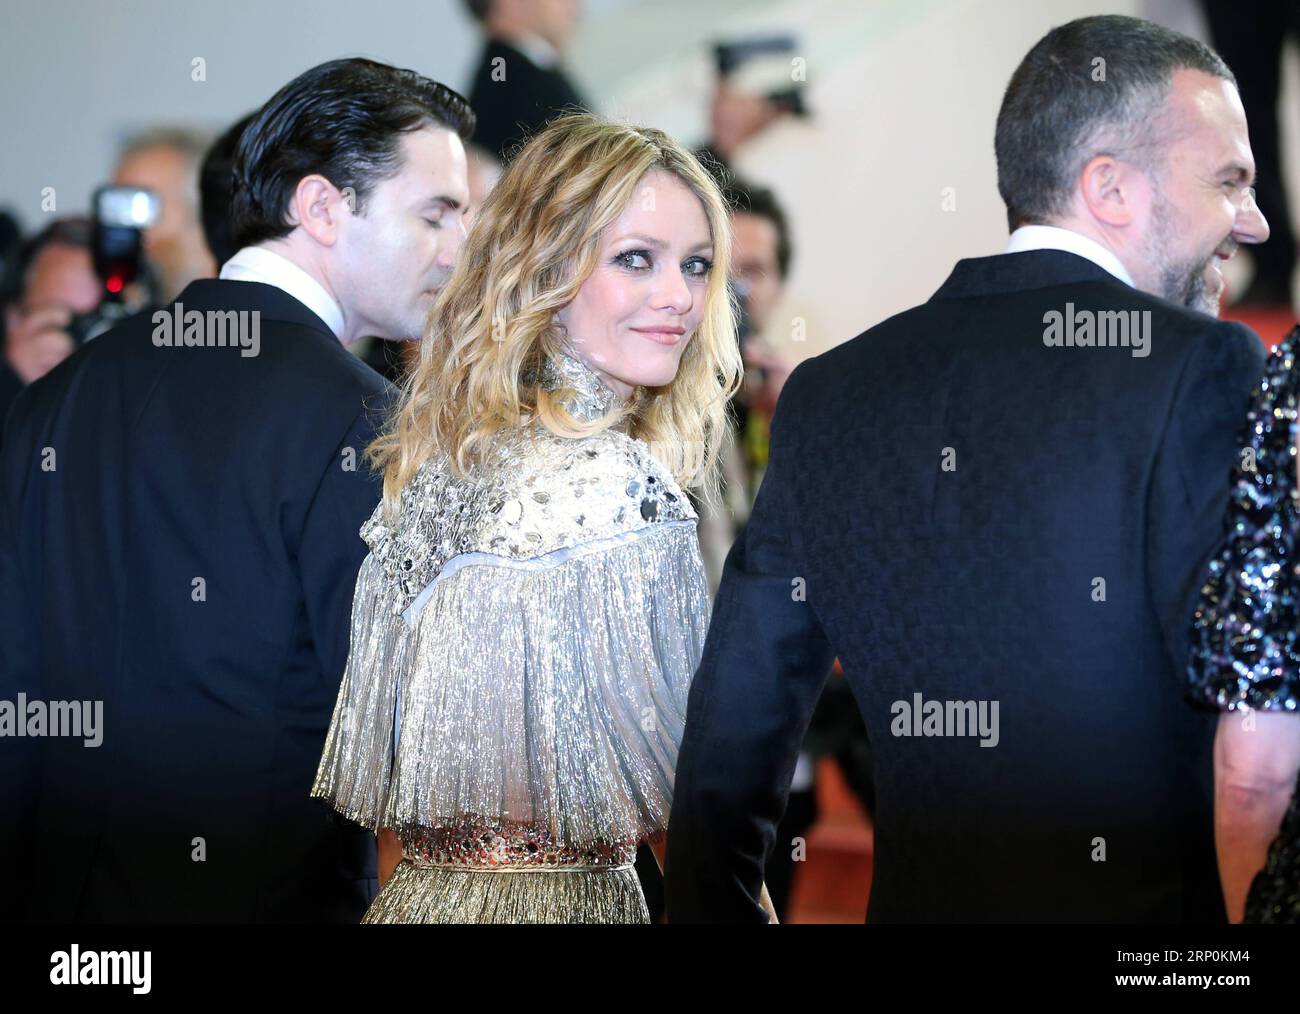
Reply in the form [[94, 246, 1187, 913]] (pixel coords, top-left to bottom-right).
[[714, 35, 808, 118], [67, 185, 160, 345]]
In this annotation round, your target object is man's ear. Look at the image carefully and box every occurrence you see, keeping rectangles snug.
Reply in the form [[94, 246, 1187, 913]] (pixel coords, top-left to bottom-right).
[[288, 174, 348, 247], [1078, 154, 1137, 228]]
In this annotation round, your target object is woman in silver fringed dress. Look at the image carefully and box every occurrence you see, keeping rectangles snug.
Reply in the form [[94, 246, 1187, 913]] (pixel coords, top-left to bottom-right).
[[310, 113, 769, 923]]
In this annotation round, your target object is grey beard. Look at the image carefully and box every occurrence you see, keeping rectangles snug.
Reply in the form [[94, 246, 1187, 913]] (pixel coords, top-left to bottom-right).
[[1162, 257, 1219, 316], [1149, 217, 1216, 317], [1146, 197, 1222, 316]]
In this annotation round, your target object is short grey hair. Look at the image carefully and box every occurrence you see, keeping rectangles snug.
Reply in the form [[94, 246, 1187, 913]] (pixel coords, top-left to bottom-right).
[[994, 15, 1236, 231]]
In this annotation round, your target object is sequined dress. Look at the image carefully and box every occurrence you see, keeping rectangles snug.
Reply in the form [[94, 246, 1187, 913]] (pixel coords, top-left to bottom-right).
[[311, 350, 710, 922], [1188, 329, 1300, 923]]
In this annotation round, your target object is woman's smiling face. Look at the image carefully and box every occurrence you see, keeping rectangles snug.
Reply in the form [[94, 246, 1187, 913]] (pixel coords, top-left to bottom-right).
[[555, 169, 715, 398]]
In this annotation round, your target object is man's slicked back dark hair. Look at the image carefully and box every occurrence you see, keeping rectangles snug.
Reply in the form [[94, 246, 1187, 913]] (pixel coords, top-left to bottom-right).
[[230, 58, 476, 249], [994, 15, 1235, 231]]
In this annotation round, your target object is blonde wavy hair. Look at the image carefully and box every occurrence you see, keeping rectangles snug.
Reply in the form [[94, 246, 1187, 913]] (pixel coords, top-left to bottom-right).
[[368, 112, 743, 518]]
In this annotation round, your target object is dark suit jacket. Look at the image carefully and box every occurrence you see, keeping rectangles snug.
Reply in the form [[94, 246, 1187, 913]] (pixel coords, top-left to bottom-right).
[[665, 250, 1266, 923], [467, 38, 587, 162], [0, 279, 391, 922]]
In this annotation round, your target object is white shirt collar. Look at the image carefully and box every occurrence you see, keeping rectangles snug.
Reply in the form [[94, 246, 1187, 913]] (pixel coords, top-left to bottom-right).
[[218, 246, 345, 340], [1004, 225, 1135, 287]]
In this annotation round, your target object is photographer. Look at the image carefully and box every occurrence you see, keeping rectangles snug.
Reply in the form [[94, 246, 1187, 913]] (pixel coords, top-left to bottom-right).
[[0, 218, 99, 422], [113, 128, 216, 300]]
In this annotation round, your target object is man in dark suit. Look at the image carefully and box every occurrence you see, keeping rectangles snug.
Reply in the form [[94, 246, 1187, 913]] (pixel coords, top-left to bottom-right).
[[462, 0, 587, 162], [0, 58, 474, 922], [666, 15, 1271, 923]]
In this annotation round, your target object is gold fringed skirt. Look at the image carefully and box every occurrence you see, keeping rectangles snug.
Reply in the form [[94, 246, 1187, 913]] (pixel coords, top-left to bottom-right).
[[362, 860, 650, 924]]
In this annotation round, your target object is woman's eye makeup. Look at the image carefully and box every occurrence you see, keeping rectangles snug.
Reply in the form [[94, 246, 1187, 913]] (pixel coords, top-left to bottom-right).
[[613, 250, 714, 277], [614, 249, 652, 270]]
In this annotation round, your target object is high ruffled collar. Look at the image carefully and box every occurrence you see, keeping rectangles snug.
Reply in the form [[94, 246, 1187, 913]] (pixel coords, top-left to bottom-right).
[[539, 347, 630, 425]]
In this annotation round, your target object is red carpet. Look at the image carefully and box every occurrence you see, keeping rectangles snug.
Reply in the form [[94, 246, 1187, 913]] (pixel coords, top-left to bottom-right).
[[787, 757, 874, 923], [1223, 305, 1297, 349]]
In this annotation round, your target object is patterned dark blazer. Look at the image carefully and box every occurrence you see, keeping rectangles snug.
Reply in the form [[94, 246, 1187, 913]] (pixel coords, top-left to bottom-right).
[[666, 250, 1264, 923]]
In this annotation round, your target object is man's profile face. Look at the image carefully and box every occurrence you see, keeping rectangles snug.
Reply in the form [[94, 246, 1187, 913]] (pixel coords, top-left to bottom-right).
[[2, 243, 100, 383], [1135, 70, 1268, 314], [730, 211, 784, 336], [332, 125, 470, 341]]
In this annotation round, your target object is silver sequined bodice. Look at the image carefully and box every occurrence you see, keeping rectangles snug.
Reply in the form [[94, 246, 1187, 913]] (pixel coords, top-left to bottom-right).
[[361, 350, 698, 620]]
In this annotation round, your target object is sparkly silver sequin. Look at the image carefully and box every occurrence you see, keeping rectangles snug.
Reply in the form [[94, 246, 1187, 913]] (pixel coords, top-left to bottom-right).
[[311, 349, 709, 923], [1188, 330, 1300, 923], [1189, 336, 1300, 711], [402, 814, 637, 870]]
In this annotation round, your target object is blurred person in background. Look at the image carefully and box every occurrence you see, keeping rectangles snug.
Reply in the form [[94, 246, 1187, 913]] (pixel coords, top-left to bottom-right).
[[463, 0, 587, 162], [709, 81, 786, 169], [0, 218, 99, 425], [465, 142, 504, 213], [113, 127, 216, 300], [727, 178, 797, 477], [717, 177, 874, 921], [695, 177, 796, 591], [700, 35, 807, 174]]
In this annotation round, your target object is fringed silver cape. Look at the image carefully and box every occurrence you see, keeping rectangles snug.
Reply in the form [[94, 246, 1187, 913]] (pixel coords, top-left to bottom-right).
[[311, 350, 711, 923]]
